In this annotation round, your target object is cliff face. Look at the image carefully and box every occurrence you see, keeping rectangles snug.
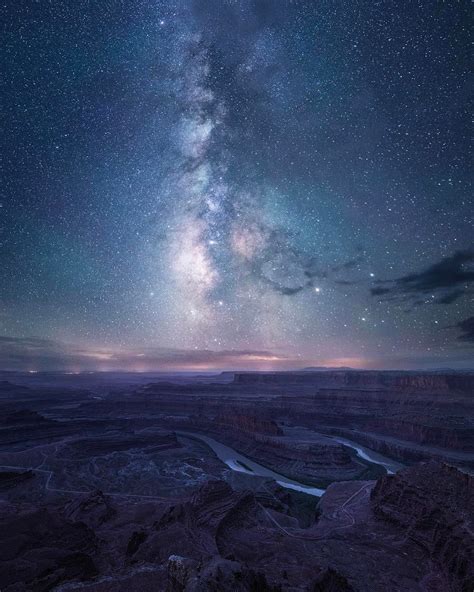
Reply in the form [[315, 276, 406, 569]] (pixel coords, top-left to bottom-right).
[[232, 370, 474, 393], [323, 427, 473, 468], [362, 418, 473, 450], [371, 462, 474, 591], [214, 412, 283, 436], [226, 371, 474, 460], [121, 369, 473, 470]]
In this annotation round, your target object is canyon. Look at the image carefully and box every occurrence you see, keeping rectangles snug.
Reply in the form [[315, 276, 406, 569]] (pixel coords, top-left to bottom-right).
[[0, 369, 472, 591]]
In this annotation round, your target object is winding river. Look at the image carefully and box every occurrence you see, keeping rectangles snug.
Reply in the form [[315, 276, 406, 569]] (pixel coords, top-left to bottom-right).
[[326, 434, 403, 475], [177, 432, 325, 497], [177, 430, 403, 498]]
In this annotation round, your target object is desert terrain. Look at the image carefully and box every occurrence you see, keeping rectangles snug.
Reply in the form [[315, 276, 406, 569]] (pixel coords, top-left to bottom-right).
[[0, 369, 472, 591]]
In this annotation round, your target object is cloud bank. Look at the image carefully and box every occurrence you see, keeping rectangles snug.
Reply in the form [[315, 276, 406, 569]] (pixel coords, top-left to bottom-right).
[[0, 336, 299, 372], [370, 250, 474, 307]]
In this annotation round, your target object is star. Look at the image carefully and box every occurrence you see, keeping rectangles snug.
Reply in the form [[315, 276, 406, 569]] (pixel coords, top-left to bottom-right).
[[0, 0, 469, 371]]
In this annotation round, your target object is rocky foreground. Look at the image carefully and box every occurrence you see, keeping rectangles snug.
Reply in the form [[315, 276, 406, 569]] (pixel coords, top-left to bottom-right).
[[0, 461, 472, 591], [0, 370, 472, 591]]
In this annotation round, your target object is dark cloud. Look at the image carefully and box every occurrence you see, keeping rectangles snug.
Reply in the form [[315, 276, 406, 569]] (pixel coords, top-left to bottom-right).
[[331, 255, 364, 273], [265, 281, 307, 296], [370, 250, 474, 306], [439, 289, 466, 305], [0, 336, 294, 371], [246, 223, 364, 297], [457, 317, 474, 343], [361, 352, 474, 370], [0, 336, 74, 369], [371, 286, 391, 296], [397, 250, 474, 293], [260, 251, 365, 297], [232, 213, 325, 296]]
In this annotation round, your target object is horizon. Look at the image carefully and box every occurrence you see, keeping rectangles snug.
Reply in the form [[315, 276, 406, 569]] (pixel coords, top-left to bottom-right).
[[0, 337, 473, 373], [1, 364, 473, 375]]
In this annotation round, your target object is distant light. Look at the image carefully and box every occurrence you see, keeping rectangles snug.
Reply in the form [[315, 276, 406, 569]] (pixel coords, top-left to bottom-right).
[[314, 287, 321, 293], [361, 317, 366, 321], [369, 272, 375, 278]]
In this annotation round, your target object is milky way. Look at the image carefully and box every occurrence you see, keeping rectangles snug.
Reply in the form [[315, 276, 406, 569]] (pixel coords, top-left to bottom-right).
[[1, 1, 472, 371]]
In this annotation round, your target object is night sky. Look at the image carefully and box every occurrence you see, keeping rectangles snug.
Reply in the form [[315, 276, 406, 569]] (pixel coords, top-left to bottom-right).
[[1, 1, 472, 371]]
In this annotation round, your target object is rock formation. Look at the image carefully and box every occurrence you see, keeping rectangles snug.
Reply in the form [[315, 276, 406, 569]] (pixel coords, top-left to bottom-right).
[[371, 461, 474, 591]]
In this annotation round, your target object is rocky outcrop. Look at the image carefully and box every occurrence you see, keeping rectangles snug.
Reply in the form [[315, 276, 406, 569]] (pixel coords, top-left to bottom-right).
[[37, 552, 99, 589], [312, 568, 355, 592], [167, 555, 200, 591], [167, 555, 278, 592], [190, 479, 233, 508], [191, 480, 249, 530], [238, 438, 364, 484], [163, 481, 256, 540], [126, 530, 148, 556], [371, 461, 474, 591], [65, 490, 116, 529], [0, 504, 99, 591]]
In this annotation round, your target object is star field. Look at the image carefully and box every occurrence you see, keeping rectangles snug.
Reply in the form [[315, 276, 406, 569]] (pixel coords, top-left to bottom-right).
[[1, 1, 472, 371]]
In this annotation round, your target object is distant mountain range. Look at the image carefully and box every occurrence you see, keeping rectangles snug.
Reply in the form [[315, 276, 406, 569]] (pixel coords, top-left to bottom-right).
[[300, 366, 354, 372], [300, 367, 474, 374]]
